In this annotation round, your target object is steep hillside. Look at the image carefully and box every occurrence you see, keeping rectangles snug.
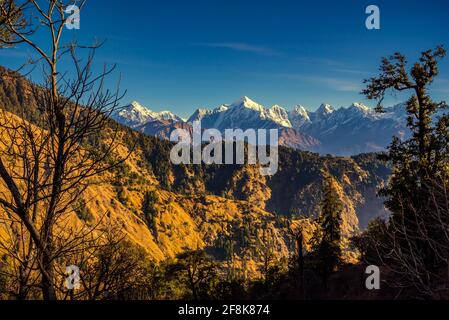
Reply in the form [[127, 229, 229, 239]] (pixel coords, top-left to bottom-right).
[[0, 107, 294, 274], [0, 67, 391, 274]]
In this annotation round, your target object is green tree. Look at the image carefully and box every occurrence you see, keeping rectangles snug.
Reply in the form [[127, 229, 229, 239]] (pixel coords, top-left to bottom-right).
[[142, 190, 159, 234], [166, 250, 218, 300], [309, 172, 343, 287], [351, 217, 388, 266], [362, 46, 448, 214], [362, 46, 449, 298]]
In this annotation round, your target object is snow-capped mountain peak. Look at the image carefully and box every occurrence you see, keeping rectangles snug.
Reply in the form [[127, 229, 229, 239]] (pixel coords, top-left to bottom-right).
[[291, 105, 310, 119], [202, 96, 292, 128], [112, 101, 154, 128], [214, 104, 229, 112], [110, 96, 422, 156], [349, 102, 370, 113], [155, 110, 183, 122], [290, 105, 311, 128], [230, 96, 265, 112], [187, 108, 212, 123], [128, 101, 149, 113], [268, 104, 292, 128], [112, 101, 183, 128], [311, 103, 335, 122], [317, 103, 335, 115]]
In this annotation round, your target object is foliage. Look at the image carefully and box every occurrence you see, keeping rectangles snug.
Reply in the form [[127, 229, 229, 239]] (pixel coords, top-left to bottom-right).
[[309, 172, 343, 286], [0, 0, 27, 48], [351, 217, 388, 265], [142, 190, 159, 234], [74, 199, 94, 222], [165, 250, 219, 300], [362, 46, 449, 298]]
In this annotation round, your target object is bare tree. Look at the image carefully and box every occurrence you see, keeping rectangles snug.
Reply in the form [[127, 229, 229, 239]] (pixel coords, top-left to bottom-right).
[[255, 223, 279, 286], [367, 178, 449, 299], [54, 224, 155, 301], [0, 0, 126, 300]]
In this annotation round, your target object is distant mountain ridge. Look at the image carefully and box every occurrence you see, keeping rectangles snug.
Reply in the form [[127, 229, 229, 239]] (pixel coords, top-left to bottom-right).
[[0, 65, 391, 262], [112, 96, 414, 155], [112, 101, 184, 128]]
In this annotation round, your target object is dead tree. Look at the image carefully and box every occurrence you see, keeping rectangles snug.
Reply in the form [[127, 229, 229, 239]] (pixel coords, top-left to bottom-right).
[[360, 177, 449, 299], [0, 0, 126, 300]]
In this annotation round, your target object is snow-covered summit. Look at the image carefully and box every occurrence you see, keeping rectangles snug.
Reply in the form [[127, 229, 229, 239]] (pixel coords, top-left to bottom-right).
[[111, 96, 422, 155], [112, 101, 183, 128]]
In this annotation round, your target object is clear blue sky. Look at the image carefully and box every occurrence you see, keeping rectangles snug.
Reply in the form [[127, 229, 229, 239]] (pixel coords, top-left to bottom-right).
[[1, 0, 449, 118]]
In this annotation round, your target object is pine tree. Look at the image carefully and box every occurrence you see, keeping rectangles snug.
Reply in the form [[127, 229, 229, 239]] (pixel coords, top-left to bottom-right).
[[362, 46, 449, 241], [142, 190, 159, 237], [362, 46, 449, 297], [362, 46, 448, 215], [309, 171, 343, 287]]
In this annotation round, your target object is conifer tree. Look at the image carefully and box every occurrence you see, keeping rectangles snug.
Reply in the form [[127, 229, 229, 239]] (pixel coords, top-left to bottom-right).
[[362, 46, 449, 297], [309, 172, 343, 287], [362, 46, 448, 214]]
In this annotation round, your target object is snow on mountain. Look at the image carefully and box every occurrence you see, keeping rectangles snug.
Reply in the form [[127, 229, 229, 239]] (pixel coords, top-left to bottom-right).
[[187, 108, 213, 123], [295, 102, 408, 155], [289, 105, 311, 129], [231, 96, 265, 112], [268, 104, 292, 128], [112, 101, 183, 128], [188, 96, 292, 130], [313, 103, 335, 121], [187, 105, 229, 125], [349, 102, 370, 113], [111, 101, 153, 128], [111, 97, 430, 155], [187, 97, 414, 155], [156, 110, 184, 122]]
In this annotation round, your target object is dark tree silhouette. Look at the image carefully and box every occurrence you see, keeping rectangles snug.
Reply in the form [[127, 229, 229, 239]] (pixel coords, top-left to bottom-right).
[[166, 250, 218, 300], [362, 46, 449, 298], [309, 171, 343, 287], [0, 0, 29, 48]]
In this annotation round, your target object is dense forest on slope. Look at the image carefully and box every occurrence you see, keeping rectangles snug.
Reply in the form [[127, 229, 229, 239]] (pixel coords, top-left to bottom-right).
[[1, 0, 447, 301], [0, 65, 390, 232], [0, 65, 391, 299]]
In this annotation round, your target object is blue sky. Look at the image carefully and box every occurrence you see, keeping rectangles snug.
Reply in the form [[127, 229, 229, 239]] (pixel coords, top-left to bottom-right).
[[2, 0, 449, 118]]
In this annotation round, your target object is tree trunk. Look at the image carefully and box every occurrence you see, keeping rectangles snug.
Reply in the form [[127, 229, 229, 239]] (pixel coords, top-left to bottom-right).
[[296, 232, 305, 299], [41, 248, 56, 300], [41, 254, 56, 300]]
